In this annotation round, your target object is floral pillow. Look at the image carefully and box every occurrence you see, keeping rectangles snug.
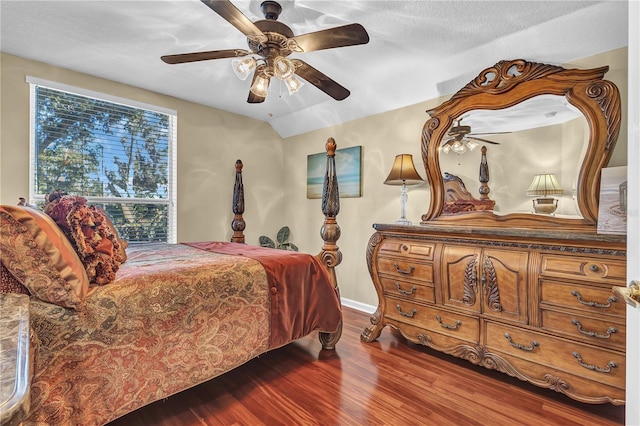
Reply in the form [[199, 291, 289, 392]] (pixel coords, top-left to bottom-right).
[[0, 206, 88, 309], [45, 195, 126, 285]]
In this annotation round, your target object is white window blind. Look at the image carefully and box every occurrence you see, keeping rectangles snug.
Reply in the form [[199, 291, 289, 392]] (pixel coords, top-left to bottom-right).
[[28, 77, 177, 243]]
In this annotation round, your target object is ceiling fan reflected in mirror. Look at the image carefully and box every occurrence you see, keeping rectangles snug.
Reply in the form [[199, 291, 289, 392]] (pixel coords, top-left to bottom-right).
[[161, 0, 370, 103], [441, 119, 506, 154]]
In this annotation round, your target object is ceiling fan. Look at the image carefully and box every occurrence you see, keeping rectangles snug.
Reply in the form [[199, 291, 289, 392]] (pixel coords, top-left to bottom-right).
[[441, 119, 505, 154], [161, 0, 370, 103]]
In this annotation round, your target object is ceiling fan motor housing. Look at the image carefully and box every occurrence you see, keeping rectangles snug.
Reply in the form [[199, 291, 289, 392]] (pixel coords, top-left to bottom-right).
[[260, 1, 282, 20]]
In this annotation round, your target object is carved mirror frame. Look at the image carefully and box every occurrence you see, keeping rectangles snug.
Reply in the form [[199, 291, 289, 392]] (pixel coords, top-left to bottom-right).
[[421, 59, 621, 231]]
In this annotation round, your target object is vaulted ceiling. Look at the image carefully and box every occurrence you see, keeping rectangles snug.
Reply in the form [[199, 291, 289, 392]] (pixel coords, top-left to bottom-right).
[[0, 1, 628, 137]]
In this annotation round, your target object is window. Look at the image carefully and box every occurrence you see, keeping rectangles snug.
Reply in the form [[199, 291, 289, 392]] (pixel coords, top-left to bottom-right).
[[28, 77, 177, 243]]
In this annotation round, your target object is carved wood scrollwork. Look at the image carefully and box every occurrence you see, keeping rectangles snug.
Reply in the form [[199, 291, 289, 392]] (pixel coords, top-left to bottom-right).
[[421, 59, 622, 230], [483, 257, 502, 312], [462, 255, 478, 306], [414, 333, 623, 404]]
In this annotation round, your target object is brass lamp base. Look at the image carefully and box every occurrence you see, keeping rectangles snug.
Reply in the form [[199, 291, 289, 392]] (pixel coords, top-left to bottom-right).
[[532, 197, 558, 214]]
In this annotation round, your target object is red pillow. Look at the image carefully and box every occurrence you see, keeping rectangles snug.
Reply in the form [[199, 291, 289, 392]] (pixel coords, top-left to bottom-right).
[[46, 195, 126, 285]]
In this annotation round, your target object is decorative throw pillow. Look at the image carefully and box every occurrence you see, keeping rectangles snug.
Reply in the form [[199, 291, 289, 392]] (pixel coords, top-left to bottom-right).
[[0, 207, 87, 309], [94, 206, 128, 264], [45, 195, 125, 285], [0, 261, 30, 295]]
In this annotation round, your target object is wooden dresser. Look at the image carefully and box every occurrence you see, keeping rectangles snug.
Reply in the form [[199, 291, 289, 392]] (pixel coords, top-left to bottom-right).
[[361, 59, 625, 404], [362, 223, 626, 404]]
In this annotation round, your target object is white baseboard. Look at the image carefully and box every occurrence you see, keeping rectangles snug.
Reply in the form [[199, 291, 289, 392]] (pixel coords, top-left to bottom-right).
[[341, 297, 376, 314]]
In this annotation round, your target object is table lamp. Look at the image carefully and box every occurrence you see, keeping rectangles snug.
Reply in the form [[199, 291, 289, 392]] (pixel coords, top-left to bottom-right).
[[384, 154, 424, 225]]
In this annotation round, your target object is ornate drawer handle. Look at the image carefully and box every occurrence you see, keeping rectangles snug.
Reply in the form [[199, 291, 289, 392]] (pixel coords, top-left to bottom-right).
[[504, 333, 539, 351], [394, 263, 415, 275], [396, 304, 417, 318], [572, 351, 618, 373], [435, 315, 461, 330], [571, 319, 617, 339], [589, 264, 600, 272], [395, 282, 417, 296], [571, 290, 618, 308]]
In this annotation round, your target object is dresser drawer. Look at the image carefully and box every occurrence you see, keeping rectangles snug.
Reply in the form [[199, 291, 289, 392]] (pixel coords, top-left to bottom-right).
[[385, 298, 479, 343], [377, 256, 434, 282], [539, 280, 625, 317], [378, 239, 435, 261], [540, 309, 625, 350], [380, 276, 435, 303], [486, 322, 625, 389], [539, 254, 626, 285]]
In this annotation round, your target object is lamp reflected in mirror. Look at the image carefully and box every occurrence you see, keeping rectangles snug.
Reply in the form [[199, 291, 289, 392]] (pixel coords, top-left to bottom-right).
[[384, 154, 424, 225], [527, 172, 563, 214]]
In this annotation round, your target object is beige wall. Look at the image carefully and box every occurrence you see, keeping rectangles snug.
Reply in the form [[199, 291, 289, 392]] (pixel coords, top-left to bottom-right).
[[0, 53, 284, 245], [282, 47, 628, 308], [0, 48, 628, 309]]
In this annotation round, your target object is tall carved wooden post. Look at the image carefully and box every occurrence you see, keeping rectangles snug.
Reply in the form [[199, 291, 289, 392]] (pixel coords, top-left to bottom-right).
[[318, 137, 343, 350], [479, 146, 491, 200], [231, 159, 246, 243]]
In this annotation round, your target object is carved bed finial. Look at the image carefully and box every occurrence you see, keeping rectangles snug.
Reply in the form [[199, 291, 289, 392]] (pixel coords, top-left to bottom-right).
[[318, 137, 343, 350], [231, 159, 246, 243]]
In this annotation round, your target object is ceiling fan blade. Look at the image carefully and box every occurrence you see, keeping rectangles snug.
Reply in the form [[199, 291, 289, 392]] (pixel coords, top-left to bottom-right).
[[295, 61, 350, 101], [468, 136, 501, 145], [290, 23, 369, 53], [470, 131, 512, 136], [161, 49, 250, 64], [200, 0, 266, 41], [247, 71, 267, 104]]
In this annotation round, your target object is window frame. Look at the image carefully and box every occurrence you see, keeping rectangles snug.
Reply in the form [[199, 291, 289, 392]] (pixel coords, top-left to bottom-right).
[[27, 76, 178, 244]]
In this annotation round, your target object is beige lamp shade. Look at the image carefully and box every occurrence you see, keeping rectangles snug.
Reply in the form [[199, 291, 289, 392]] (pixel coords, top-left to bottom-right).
[[526, 173, 563, 196], [527, 172, 563, 214], [384, 154, 424, 186]]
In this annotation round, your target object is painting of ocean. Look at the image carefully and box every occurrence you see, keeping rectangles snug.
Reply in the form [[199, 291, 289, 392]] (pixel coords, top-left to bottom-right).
[[307, 146, 362, 199]]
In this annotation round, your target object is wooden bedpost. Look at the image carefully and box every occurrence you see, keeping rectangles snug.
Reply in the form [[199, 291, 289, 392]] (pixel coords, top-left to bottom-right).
[[318, 138, 343, 350], [231, 159, 246, 243]]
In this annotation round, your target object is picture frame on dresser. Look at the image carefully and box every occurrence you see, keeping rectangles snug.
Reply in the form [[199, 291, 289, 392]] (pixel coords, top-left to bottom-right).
[[597, 166, 628, 235], [362, 59, 627, 405]]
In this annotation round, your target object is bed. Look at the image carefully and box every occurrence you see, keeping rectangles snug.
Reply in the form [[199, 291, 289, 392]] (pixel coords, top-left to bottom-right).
[[0, 139, 343, 426]]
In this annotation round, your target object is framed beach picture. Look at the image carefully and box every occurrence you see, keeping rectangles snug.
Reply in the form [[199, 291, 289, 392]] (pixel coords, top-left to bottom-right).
[[597, 166, 627, 235], [307, 146, 362, 199]]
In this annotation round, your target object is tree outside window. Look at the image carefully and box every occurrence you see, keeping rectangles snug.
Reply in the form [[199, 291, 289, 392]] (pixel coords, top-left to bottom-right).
[[31, 84, 176, 243]]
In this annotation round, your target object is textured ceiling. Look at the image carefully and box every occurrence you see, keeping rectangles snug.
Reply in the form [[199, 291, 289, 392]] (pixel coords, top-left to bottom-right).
[[0, 0, 628, 137]]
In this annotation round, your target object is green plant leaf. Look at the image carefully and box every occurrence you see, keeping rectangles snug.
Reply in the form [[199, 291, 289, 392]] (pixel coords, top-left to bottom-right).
[[288, 243, 299, 252], [259, 236, 276, 248], [276, 226, 290, 245]]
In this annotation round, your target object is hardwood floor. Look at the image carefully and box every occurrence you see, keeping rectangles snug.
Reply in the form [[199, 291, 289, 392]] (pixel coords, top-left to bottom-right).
[[109, 307, 625, 426]]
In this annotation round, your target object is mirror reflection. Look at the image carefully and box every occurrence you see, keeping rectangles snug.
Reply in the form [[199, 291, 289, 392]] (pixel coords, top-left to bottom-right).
[[438, 95, 587, 218]]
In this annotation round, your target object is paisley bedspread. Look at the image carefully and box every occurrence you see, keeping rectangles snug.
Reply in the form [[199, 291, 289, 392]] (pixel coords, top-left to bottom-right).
[[24, 243, 341, 426]]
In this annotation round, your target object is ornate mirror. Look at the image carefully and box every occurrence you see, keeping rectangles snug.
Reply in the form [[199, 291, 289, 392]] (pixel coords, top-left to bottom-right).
[[421, 59, 621, 231]]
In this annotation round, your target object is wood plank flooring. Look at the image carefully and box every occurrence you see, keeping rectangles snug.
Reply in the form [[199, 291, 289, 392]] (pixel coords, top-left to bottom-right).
[[109, 307, 625, 426]]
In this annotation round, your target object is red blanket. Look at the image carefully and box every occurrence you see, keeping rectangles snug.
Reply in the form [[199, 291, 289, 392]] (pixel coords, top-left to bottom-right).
[[184, 242, 342, 349]]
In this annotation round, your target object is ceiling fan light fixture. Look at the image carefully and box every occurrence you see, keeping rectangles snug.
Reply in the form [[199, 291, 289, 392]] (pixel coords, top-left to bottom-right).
[[231, 56, 257, 81], [283, 74, 304, 95], [250, 73, 271, 97], [451, 140, 467, 154], [465, 139, 479, 151], [273, 56, 295, 80]]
